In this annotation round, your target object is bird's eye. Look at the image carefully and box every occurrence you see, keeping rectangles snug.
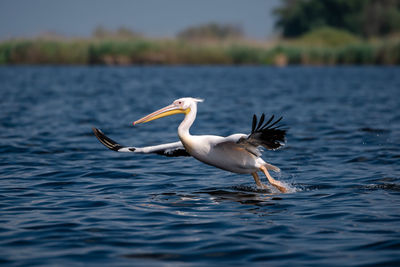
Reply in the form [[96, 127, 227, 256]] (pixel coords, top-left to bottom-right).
[[178, 101, 182, 104]]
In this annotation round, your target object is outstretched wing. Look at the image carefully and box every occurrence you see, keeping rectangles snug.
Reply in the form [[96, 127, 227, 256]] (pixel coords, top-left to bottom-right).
[[92, 128, 191, 157], [238, 114, 287, 151]]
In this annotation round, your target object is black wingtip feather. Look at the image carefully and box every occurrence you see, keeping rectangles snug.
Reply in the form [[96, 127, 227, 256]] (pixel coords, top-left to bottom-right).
[[92, 127, 123, 151], [252, 114, 257, 134], [266, 116, 282, 129], [256, 113, 265, 131], [261, 115, 275, 130], [246, 114, 287, 150]]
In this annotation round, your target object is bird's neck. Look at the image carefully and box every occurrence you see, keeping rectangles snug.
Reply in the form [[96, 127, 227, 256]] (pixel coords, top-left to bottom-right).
[[178, 104, 196, 140]]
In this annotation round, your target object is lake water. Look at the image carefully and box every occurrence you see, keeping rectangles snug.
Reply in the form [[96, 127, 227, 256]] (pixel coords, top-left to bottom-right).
[[1, 66, 399, 266]]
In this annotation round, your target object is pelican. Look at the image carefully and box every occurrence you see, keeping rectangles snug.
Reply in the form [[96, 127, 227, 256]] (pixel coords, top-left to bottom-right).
[[93, 97, 288, 193]]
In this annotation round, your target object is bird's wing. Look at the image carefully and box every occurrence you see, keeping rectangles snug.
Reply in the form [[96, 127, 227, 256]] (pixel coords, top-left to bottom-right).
[[92, 128, 191, 157], [237, 114, 287, 154]]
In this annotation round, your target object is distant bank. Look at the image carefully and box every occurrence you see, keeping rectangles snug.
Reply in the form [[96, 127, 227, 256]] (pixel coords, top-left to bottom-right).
[[1, 36, 399, 66]]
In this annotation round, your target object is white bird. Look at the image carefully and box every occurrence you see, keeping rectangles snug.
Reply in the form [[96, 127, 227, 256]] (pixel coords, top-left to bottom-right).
[[93, 97, 288, 193]]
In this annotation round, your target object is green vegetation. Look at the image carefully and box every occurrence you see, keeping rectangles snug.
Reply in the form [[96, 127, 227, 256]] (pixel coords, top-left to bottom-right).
[[0, 40, 89, 65], [274, 0, 400, 38], [293, 27, 361, 47], [92, 26, 143, 39], [177, 23, 244, 41], [1, 35, 399, 65]]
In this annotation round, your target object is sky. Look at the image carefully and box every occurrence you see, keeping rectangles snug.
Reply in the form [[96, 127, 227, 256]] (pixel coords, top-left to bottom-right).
[[0, 0, 281, 40]]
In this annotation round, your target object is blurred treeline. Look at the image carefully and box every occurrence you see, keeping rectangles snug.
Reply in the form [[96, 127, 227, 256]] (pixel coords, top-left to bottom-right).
[[275, 0, 400, 38], [1, 0, 400, 65], [272, 0, 400, 65]]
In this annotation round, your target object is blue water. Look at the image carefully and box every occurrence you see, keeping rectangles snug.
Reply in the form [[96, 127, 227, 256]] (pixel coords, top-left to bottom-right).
[[1, 66, 400, 266]]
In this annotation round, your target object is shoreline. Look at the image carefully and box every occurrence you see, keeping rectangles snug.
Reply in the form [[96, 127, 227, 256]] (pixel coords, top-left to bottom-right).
[[1, 38, 399, 66]]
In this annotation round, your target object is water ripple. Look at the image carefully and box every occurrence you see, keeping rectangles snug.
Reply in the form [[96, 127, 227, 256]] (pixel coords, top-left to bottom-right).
[[0, 66, 399, 265]]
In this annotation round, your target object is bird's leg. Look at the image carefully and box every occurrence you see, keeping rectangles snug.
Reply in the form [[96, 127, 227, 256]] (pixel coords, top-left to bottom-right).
[[251, 172, 262, 187], [260, 165, 288, 193], [251, 172, 269, 189]]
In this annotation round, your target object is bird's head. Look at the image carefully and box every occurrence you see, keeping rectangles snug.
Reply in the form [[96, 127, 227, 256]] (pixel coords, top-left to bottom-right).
[[133, 97, 203, 125]]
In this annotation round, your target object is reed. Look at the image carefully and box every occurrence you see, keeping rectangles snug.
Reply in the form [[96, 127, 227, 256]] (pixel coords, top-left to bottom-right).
[[0, 36, 399, 65], [0, 40, 89, 64]]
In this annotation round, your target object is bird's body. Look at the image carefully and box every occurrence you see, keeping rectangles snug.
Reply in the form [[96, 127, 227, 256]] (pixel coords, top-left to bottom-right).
[[181, 133, 260, 174], [93, 97, 288, 192]]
